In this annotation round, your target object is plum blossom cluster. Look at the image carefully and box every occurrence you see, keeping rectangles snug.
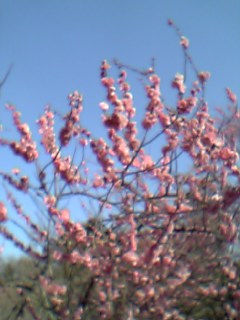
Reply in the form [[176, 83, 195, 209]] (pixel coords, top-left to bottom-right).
[[0, 202, 7, 222], [40, 276, 67, 296], [0, 171, 29, 192], [59, 91, 83, 146], [37, 106, 58, 157], [198, 71, 211, 84], [180, 36, 189, 49], [0, 105, 38, 162], [226, 87, 237, 104], [172, 73, 186, 94], [90, 138, 115, 177], [54, 155, 81, 184]]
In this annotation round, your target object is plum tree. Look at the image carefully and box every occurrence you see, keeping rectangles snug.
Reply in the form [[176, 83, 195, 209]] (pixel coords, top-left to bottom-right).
[[0, 20, 239, 319]]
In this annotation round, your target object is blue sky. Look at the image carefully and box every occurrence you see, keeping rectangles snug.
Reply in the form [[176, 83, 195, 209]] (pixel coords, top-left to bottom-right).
[[1, 1, 239, 128], [0, 0, 239, 257]]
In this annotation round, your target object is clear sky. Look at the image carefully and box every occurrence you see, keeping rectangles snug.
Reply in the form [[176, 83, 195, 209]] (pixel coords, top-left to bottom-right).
[[0, 1, 239, 128], [0, 0, 239, 257]]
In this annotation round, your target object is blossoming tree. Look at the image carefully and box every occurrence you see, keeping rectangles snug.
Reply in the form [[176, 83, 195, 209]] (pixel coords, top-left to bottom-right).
[[0, 21, 239, 319]]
